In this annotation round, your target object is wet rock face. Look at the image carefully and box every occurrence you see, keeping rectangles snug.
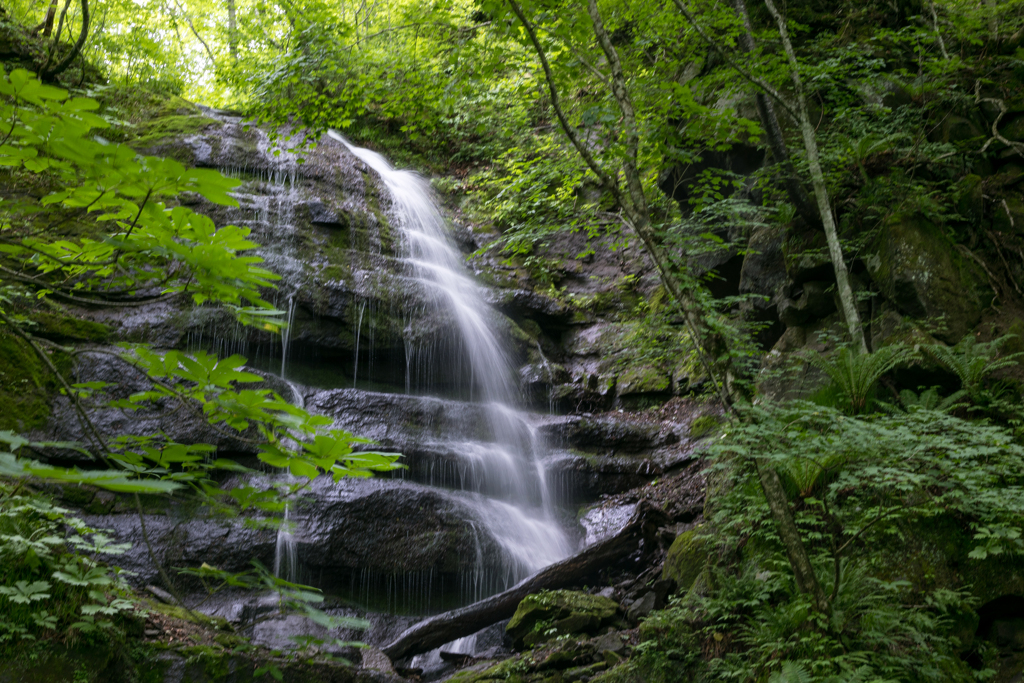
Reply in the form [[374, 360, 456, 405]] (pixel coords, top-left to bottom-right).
[[75, 475, 508, 595], [81, 510, 277, 588], [305, 389, 493, 449], [298, 477, 505, 578], [538, 399, 714, 501], [34, 351, 256, 461]]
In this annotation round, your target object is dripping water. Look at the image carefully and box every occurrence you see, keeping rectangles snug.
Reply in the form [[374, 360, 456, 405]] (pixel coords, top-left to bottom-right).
[[280, 296, 296, 379], [353, 299, 366, 388]]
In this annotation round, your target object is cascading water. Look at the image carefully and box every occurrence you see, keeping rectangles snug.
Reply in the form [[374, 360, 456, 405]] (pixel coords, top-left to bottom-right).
[[329, 131, 572, 589], [274, 504, 298, 583]]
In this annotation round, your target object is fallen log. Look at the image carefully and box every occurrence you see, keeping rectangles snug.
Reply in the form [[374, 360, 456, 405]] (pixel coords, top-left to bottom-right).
[[381, 502, 667, 661]]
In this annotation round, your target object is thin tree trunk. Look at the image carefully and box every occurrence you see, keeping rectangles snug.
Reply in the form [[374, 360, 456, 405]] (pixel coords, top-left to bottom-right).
[[762, 0, 868, 354], [729, 0, 818, 226], [227, 0, 238, 60], [42, 0, 73, 71], [591, 0, 834, 614], [41, 0, 89, 79], [587, 0, 742, 404], [560, 0, 829, 614], [928, 1, 950, 60], [40, 0, 59, 37], [755, 462, 828, 611]]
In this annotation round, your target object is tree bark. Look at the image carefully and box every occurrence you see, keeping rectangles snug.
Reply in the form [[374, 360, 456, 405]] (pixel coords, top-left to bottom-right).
[[40, 0, 59, 37], [755, 462, 828, 611], [729, 0, 818, 226], [762, 0, 868, 354], [41, 0, 90, 79], [227, 0, 238, 60], [380, 503, 667, 661]]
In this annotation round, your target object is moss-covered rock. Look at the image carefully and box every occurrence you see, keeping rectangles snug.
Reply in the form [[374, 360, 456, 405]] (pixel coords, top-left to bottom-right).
[[955, 174, 986, 224], [0, 332, 69, 432], [32, 312, 110, 343], [507, 590, 620, 649], [866, 212, 991, 343], [930, 114, 986, 144], [688, 415, 720, 440], [661, 528, 709, 594]]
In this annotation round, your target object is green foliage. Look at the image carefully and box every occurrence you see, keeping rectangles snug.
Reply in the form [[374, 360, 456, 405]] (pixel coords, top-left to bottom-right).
[[922, 335, 1024, 409], [0, 70, 402, 659], [0, 487, 139, 648], [807, 344, 915, 414], [0, 68, 278, 323]]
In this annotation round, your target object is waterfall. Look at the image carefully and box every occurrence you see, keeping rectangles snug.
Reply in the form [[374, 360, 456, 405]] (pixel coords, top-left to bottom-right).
[[329, 131, 572, 586], [274, 504, 298, 583]]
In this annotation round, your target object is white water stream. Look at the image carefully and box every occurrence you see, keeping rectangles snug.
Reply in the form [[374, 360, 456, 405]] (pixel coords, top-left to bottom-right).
[[329, 131, 572, 585]]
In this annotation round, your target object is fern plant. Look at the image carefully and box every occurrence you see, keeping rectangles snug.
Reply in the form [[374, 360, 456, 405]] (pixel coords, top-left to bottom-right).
[[807, 344, 916, 414], [878, 386, 967, 414], [922, 334, 1024, 404]]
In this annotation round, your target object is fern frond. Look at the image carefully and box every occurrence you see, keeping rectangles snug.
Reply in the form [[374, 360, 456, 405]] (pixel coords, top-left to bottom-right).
[[808, 344, 915, 413], [769, 661, 813, 683], [923, 334, 1024, 399]]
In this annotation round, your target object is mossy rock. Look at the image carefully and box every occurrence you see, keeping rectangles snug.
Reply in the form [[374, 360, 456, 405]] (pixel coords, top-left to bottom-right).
[[930, 114, 985, 144], [1003, 114, 1024, 142], [32, 312, 110, 342], [688, 415, 720, 440], [507, 590, 620, 649], [874, 514, 1024, 607], [131, 113, 221, 148], [0, 331, 70, 432], [661, 528, 709, 593], [993, 194, 1024, 237], [615, 365, 670, 398], [865, 212, 992, 343]]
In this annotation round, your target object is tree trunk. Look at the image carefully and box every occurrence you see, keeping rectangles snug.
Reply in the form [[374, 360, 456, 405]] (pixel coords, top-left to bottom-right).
[[41, 0, 59, 37], [729, 0, 818, 226], [506, 0, 737, 406], [762, 0, 868, 354], [381, 503, 667, 661], [755, 462, 828, 611], [227, 0, 238, 60], [42, 0, 90, 79]]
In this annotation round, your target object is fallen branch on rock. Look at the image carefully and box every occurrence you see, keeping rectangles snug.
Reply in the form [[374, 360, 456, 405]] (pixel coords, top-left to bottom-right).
[[381, 502, 668, 661]]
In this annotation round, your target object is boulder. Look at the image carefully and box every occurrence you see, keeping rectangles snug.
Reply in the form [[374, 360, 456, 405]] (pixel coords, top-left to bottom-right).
[[739, 223, 787, 307], [661, 528, 710, 594], [866, 212, 991, 343], [626, 591, 658, 623], [506, 590, 620, 649], [778, 280, 836, 327]]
